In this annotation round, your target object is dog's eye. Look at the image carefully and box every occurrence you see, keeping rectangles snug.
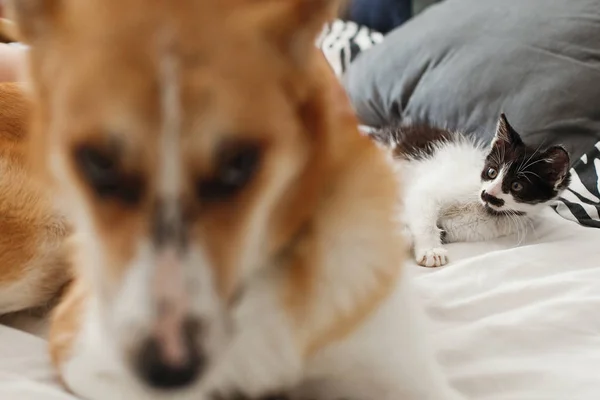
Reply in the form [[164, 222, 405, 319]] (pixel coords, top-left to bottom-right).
[[198, 143, 261, 202], [74, 145, 143, 205], [75, 145, 117, 187], [511, 181, 524, 192], [487, 167, 498, 179]]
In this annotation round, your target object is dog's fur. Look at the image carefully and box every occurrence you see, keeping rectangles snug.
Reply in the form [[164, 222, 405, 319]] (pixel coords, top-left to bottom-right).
[[0, 82, 70, 320], [7, 0, 461, 399]]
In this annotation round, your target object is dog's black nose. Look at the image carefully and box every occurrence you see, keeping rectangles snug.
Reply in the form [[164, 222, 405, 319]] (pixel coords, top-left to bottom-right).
[[135, 321, 205, 390]]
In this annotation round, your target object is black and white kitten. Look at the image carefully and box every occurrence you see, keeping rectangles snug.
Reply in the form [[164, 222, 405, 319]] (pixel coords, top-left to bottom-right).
[[371, 114, 571, 267]]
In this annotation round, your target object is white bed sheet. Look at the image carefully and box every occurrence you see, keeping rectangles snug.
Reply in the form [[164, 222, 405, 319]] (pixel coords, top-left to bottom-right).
[[0, 325, 76, 399], [0, 208, 599, 399], [416, 208, 600, 400]]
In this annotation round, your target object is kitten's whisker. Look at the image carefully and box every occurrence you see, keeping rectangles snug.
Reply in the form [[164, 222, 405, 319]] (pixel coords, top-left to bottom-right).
[[518, 172, 533, 183], [516, 215, 527, 246], [520, 170, 542, 180], [489, 151, 500, 166], [509, 211, 521, 244], [488, 145, 502, 166], [504, 209, 526, 246], [504, 211, 517, 242], [514, 216, 522, 245], [521, 158, 548, 172], [525, 217, 537, 240], [519, 141, 547, 173], [493, 146, 502, 165], [503, 161, 513, 178], [513, 212, 525, 246], [518, 142, 543, 172]]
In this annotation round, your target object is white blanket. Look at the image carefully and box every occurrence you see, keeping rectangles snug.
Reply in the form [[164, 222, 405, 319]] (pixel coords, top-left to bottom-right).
[[0, 325, 75, 399], [1, 208, 598, 399], [416, 208, 600, 400]]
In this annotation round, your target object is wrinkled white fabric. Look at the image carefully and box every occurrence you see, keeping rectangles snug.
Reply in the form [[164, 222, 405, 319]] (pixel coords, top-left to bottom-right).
[[0, 324, 76, 399], [415, 208, 600, 400]]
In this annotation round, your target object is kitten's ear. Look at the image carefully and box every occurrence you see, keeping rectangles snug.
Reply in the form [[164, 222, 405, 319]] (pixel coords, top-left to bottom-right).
[[541, 145, 571, 185], [492, 113, 524, 148], [4, 0, 60, 44], [239, 0, 342, 67]]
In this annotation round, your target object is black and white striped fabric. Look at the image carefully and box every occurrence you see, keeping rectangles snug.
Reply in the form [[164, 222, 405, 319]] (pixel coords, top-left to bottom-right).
[[553, 141, 600, 228], [317, 20, 384, 78]]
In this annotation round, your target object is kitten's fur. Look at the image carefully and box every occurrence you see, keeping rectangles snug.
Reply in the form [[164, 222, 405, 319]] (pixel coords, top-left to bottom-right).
[[372, 114, 571, 267]]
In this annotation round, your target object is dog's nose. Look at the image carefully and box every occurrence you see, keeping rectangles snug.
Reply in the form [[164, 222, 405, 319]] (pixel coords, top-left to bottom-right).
[[135, 319, 205, 390]]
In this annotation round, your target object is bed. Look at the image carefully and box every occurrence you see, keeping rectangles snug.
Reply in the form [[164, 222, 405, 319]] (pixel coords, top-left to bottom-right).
[[418, 208, 600, 399], [1, 208, 598, 399]]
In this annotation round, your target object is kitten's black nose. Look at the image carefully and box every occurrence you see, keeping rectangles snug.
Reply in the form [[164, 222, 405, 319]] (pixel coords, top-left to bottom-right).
[[481, 190, 505, 207], [135, 321, 205, 390]]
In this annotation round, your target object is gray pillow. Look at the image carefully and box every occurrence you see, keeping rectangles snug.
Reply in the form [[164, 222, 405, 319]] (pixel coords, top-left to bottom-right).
[[343, 0, 600, 160]]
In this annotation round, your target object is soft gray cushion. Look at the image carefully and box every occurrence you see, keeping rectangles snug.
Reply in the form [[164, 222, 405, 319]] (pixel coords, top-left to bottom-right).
[[343, 0, 600, 160]]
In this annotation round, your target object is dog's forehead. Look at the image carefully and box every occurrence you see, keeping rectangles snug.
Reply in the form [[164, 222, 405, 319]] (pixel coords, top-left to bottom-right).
[[49, 0, 301, 174], [61, 0, 248, 50], [57, 38, 280, 136], [54, 0, 287, 101]]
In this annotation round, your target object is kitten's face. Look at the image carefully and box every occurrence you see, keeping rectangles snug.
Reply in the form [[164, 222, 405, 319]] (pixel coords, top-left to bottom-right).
[[480, 114, 571, 215]]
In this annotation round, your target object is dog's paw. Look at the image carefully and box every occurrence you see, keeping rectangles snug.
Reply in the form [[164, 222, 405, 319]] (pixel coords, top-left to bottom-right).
[[415, 247, 448, 267]]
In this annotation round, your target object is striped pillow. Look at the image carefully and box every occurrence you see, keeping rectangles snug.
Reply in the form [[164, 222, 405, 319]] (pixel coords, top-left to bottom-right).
[[553, 142, 600, 228], [317, 20, 384, 78]]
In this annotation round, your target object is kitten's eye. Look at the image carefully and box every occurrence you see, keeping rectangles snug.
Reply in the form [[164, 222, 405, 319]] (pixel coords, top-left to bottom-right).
[[198, 143, 261, 202], [74, 144, 143, 205], [511, 181, 524, 192], [487, 167, 498, 179]]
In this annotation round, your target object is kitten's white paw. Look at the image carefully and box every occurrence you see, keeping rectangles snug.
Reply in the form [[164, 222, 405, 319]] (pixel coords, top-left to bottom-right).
[[415, 247, 448, 267]]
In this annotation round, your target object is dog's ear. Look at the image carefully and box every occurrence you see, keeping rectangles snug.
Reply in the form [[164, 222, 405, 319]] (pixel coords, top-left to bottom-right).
[[4, 0, 60, 43], [240, 0, 342, 67]]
